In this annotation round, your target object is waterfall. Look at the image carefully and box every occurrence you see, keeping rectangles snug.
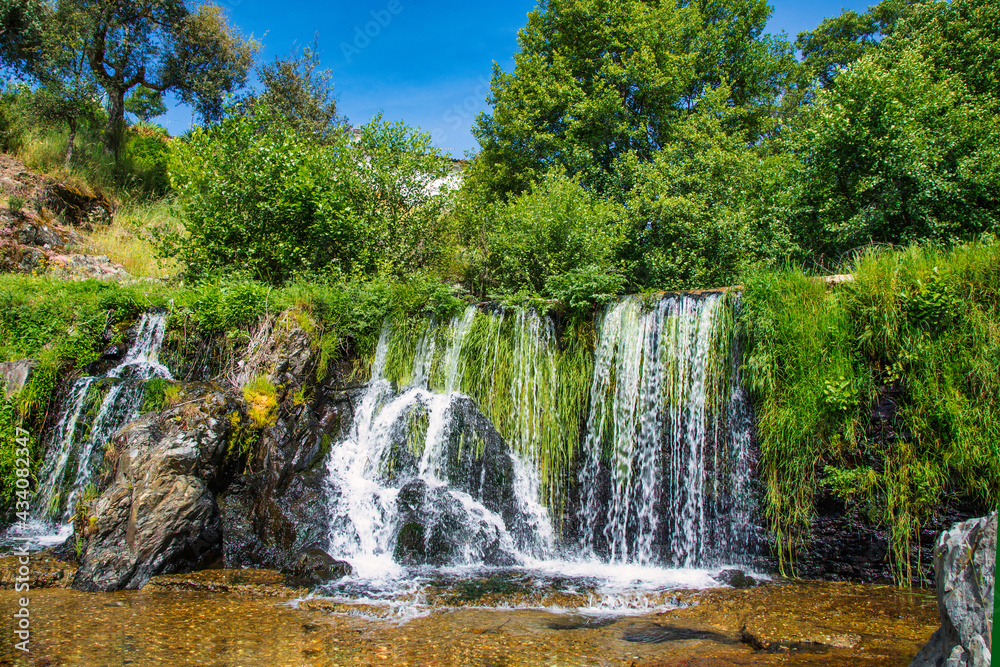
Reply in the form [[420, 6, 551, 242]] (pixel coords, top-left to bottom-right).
[[325, 307, 556, 578], [32, 312, 173, 523], [324, 294, 755, 580], [576, 293, 755, 567]]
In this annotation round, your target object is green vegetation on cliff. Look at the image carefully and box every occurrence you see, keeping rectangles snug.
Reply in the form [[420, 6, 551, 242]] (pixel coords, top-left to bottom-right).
[[742, 241, 1000, 582], [1, 0, 998, 583]]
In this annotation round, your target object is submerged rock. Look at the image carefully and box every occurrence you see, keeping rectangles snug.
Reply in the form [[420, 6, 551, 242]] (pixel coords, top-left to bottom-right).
[[0, 553, 76, 589], [715, 569, 757, 589], [910, 513, 996, 667], [72, 386, 237, 591], [285, 548, 352, 587]]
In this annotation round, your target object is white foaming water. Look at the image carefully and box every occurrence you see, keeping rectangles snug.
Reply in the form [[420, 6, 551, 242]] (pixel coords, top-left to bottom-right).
[[577, 294, 754, 568], [325, 310, 558, 581]]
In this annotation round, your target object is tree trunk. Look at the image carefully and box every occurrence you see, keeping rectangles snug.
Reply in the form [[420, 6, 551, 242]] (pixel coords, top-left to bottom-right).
[[64, 118, 77, 170], [104, 90, 126, 162]]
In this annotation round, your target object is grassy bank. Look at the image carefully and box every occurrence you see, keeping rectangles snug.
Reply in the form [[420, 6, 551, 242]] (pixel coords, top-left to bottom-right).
[[741, 240, 1000, 583]]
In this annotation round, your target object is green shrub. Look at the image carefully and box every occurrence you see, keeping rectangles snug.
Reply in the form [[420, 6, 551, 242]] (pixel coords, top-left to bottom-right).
[[484, 171, 625, 296], [124, 125, 171, 197], [189, 277, 271, 333], [545, 265, 625, 319], [168, 105, 455, 284]]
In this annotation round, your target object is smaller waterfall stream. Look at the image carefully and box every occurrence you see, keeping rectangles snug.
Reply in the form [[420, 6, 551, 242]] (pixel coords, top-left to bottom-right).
[[6, 312, 172, 548]]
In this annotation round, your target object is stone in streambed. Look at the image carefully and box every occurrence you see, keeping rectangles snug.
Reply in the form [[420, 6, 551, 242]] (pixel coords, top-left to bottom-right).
[[285, 548, 352, 587], [715, 569, 757, 588], [72, 386, 237, 591]]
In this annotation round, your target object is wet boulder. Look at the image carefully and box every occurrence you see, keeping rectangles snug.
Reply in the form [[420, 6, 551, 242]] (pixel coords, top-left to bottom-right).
[[218, 389, 354, 571], [715, 569, 758, 589], [72, 386, 237, 591], [392, 478, 516, 567], [376, 392, 538, 552], [910, 513, 996, 667]]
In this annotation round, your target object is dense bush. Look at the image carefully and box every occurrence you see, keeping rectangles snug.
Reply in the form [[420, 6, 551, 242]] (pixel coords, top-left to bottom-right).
[[786, 48, 1000, 258], [125, 124, 171, 197], [622, 87, 796, 290], [481, 171, 624, 296], [168, 105, 455, 284]]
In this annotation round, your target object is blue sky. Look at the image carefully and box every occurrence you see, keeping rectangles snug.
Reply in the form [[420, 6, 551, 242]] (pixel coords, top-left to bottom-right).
[[158, 0, 876, 156]]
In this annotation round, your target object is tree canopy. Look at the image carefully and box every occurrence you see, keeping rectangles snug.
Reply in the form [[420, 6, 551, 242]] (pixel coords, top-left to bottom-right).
[[460, 0, 1000, 292], [470, 0, 792, 201], [1, 0, 258, 159]]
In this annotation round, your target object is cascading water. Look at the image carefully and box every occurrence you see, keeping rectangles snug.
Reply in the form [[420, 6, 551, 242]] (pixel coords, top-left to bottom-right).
[[325, 307, 556, 580], [576, 293, 755, 568], [8, 312, 173, 546], [322, 293, 757, 610]]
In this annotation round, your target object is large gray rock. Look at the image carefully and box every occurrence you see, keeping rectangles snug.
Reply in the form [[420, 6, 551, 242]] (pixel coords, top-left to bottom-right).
[[72, 386, 237, 591], [910, 513, 996, 667], [215, 314, 351, 571]]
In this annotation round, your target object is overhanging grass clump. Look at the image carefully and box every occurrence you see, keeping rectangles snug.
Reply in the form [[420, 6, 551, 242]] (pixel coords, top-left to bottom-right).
[[742, 240, 1000, 583]]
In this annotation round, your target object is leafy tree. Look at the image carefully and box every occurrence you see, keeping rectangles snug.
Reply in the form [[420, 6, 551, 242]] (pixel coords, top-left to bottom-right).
[[30, 0, 258, 160], [886, 0, 1000, 101], [334, 113, 456, 275], [470, 0, 792, 201], [255, 38, 340, 143], [793, 0, 921, 90], [683, 0, 794, 132], [786, 48, 1000, 257], [168, 104, 356, 283], [623, 85, 792, 289], [0, 0, 43, 76], [24, 1, 102, 168], [168, 105, 455, 283]]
